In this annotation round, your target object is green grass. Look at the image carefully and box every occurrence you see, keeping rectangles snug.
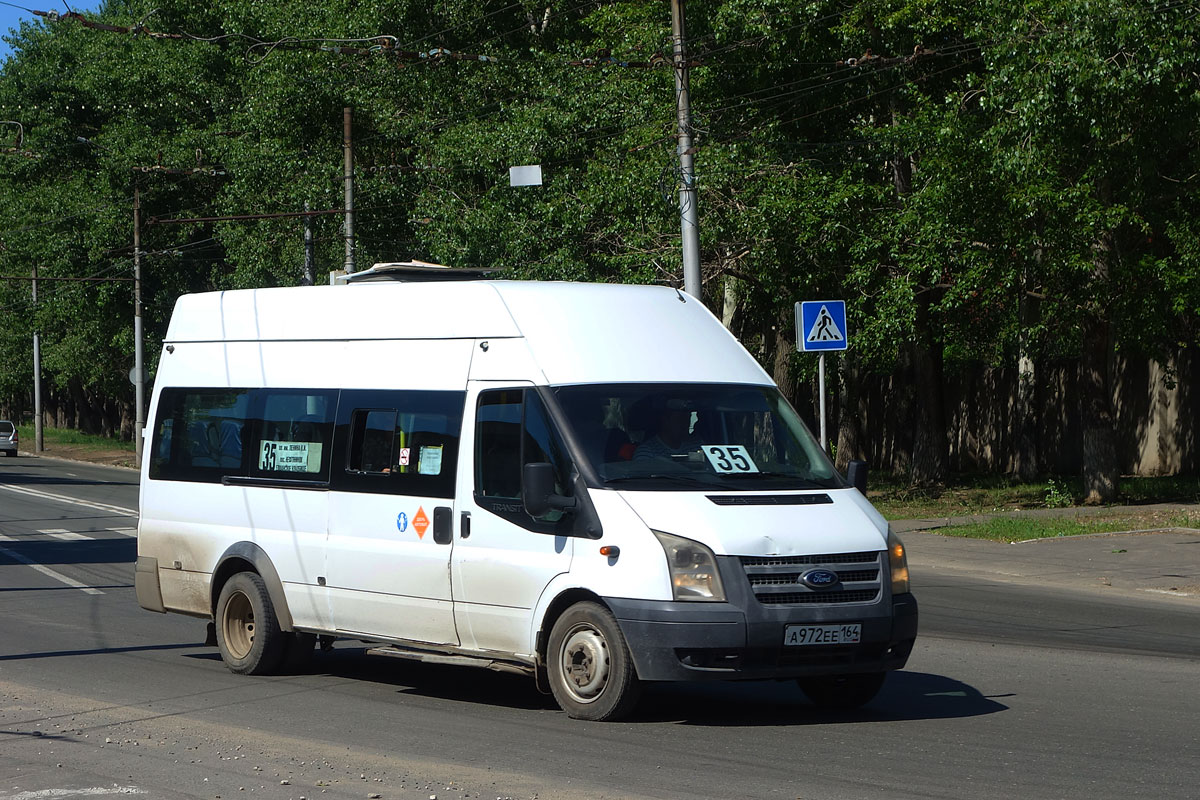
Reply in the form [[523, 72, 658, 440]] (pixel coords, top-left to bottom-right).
[[935, 510, 1200, 542], [870, 473, 1200, 520], [16, 424, 135, 453]]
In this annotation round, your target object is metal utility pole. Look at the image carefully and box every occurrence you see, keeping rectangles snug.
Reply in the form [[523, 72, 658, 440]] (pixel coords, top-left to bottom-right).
[[31, 265, 43, 452], [343, 108, 356, 274], [133, 186, 145, 468], [671, 0, 701, 299], [303, 201, 315, 286]]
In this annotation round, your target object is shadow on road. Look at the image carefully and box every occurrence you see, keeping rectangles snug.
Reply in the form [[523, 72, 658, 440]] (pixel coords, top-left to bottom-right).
[[0, 465, 137, 489], [265, 647, 1006, 724], [0, 642, 205, 662], [0, 537, 136, 565]]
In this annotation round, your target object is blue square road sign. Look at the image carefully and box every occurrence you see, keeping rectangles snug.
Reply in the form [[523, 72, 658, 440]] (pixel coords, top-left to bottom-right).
[[796, 300, 848, 352]]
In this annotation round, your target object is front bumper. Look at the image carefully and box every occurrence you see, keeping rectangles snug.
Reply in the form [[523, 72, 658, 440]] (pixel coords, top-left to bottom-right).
[[605, 556, 917, 682]]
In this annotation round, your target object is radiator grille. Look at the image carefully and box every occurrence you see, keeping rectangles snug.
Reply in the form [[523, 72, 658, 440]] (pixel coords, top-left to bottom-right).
[[739, 551, 883, 606]]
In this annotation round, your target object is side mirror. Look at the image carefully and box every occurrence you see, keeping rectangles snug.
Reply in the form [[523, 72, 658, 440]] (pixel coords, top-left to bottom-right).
[[847, 460, 868, 495], [523, 462, 577, 518]]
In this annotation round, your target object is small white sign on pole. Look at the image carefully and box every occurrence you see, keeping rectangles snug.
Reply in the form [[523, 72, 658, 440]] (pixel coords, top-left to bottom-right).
[[509, 165, 543, 186]]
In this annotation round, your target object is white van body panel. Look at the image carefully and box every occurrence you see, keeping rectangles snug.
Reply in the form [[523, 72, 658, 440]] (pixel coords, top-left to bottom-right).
[[164, 282, 522, 342], [493, 282, 772, 386], [614, 489, 889, 557]]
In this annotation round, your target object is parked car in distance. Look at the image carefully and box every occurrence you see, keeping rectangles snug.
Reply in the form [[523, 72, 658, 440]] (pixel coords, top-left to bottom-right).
[[0, 420, 17, 456]]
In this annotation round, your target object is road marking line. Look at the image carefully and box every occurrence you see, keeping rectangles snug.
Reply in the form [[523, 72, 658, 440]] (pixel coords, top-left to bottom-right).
[[0, 483, 137, 517], [0, 535, 104, 595], [105, 527, 138, 537], [45, 531, 91, 541]]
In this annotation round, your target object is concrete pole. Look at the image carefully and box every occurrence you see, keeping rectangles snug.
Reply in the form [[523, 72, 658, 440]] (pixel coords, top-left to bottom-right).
[[303, 201, 315, 286], [671, 0, 701, 299], [31, 265, 43, 452], [818, 353, 827, 453], [134, 185, 144, 468], [343, 108, 356, 274]]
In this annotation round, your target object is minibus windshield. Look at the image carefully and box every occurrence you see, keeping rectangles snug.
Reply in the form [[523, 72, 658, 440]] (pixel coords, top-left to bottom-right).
[[553, 383, 843, 491]]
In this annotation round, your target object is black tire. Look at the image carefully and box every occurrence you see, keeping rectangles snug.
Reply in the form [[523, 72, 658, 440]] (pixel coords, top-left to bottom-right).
[[280, 632, 317, 673], [215, 572, 285, 675], [797, 672, 887, 710], [546, 602, 641, 721]]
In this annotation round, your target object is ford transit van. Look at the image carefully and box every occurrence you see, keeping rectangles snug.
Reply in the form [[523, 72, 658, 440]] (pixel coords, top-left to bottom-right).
[[136, 267, 917, 721]]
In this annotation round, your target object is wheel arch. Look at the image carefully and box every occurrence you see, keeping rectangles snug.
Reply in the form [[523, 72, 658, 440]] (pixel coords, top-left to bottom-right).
[[534, 587, 608, 669], [211, 542, 295, 632]]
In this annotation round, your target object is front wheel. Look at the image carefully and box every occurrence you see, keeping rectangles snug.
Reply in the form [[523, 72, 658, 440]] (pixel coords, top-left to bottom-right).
[[215, 572, 285, 675], [797, 672, 886, 710], [547, 602, 641, 721]]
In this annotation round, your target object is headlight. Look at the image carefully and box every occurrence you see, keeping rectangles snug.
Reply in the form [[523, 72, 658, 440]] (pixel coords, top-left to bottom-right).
[[887, 527, 910, 595], [652, 530, 727, 602]]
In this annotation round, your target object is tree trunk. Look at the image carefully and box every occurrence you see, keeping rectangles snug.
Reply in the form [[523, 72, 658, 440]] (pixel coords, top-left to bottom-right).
[[1012, 283, 1039, 480], [1080, 314, 1118, 504], [835, 354, 867, 473], [909, 293, 948, 485], [772, 307, 798, 406]]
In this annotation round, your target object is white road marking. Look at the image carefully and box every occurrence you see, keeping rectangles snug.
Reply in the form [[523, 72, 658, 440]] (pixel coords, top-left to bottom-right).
[[44, 531, 91, 541], [104, 527, 138, 538], [0, 483, 137, 517], [0, 534, 104, 595]]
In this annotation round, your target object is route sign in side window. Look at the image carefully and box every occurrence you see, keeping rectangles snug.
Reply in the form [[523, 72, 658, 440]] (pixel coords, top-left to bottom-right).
[[248, 390, 337, 481], [334, 390, 465, 498]]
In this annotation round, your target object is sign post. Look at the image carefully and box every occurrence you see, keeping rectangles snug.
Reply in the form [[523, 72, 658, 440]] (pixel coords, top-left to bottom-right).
[[795, 300, 848, 452]]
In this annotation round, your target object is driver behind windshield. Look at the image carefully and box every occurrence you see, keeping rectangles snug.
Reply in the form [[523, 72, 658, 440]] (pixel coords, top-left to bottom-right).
[[634, 404, 700, 461]]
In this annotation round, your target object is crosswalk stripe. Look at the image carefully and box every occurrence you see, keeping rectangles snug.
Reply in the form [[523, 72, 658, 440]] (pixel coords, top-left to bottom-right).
[[46, 531, 91, 541]]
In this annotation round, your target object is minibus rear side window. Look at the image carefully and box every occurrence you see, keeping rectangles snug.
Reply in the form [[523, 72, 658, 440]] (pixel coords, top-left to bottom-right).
[[149, 388, 251, 483]]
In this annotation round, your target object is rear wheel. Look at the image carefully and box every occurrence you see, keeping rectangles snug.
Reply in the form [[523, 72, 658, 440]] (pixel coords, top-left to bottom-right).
[[215, 572, 285, 675], [797, 672, 886, 710], [547, 602, 641, 721]]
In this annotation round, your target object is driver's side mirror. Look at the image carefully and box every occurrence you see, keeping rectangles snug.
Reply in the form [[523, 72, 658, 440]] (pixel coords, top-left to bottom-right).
[[523, 462, 577, 518], [847, 460, 868, 495]]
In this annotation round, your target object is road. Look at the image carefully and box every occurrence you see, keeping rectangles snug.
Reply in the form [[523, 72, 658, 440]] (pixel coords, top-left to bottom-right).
[[1, 456, 1197, 799]]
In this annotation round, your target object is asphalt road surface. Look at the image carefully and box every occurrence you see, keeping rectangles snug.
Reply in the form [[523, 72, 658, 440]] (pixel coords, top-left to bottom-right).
[[1, 456, 1197, 799]]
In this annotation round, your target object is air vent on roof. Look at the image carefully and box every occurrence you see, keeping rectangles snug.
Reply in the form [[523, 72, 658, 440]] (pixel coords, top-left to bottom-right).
[[335, 260, 503, 284]]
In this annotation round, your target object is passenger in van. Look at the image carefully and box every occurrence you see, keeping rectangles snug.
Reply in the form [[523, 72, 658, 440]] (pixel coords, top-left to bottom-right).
[[218, 420, 242, 468], [633, 406, 701, 461]]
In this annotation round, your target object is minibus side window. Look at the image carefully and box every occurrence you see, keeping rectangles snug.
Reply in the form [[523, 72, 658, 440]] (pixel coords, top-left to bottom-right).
[[149, 388, 250, 483], [248, 390, 336, 480], [347, 409, 398, 473], [475, 389, 571, 530], [333, 390, 464, 498]]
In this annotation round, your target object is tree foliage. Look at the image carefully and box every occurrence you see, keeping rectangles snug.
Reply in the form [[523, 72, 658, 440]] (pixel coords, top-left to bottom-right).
[[1, 0, 1197, 491]]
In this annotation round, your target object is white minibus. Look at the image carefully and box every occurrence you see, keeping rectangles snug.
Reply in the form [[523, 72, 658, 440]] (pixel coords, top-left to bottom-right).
[[136, 265, 917, 721]]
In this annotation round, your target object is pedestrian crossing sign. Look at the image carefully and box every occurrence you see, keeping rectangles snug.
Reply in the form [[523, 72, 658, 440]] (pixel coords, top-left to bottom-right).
[[796, 300, 848, 352]]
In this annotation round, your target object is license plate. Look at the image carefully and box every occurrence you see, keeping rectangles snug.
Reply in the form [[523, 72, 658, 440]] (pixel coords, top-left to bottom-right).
[[783, 623, 861, 646]]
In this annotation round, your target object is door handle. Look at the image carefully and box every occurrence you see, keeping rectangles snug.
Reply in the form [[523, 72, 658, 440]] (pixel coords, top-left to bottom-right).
[[460, 511, 471, 539], [432, 506, 452, 545]]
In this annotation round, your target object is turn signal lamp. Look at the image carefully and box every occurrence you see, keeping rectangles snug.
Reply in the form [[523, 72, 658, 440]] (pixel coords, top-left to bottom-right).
[[887, 528, 910, 595]]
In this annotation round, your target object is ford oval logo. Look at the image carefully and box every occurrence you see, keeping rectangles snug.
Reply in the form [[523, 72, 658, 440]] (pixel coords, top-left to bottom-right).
[[801, 569, 840, 589]]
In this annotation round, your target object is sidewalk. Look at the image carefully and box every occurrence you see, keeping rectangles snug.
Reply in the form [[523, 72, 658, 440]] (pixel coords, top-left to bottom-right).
[[897, 508, 1200, 602]]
